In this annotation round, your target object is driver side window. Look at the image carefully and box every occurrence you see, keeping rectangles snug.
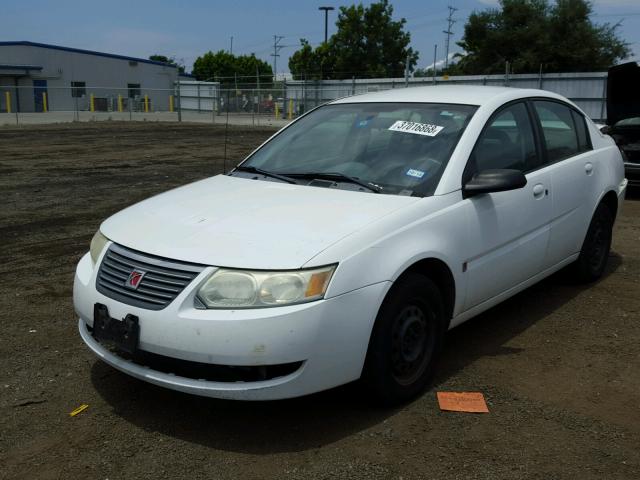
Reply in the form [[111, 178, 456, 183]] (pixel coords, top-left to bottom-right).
[[466, 102, 538, 180]]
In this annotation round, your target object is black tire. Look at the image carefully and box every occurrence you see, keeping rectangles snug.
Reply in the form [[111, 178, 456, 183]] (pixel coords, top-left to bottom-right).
[[571, 203, 614, 283], [361, 273, 446, 405]]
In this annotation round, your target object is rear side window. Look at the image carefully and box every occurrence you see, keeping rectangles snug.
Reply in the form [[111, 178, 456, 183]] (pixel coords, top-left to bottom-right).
[[571, 110, 591, 153], [533, 101, 582, 162]]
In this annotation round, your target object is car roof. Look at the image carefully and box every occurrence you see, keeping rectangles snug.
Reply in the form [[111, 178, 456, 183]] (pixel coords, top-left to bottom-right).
[[330, 85, 567, 107]]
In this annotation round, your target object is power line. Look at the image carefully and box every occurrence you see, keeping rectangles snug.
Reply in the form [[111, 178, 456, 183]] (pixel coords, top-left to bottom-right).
[[443, 5, 458, 70]]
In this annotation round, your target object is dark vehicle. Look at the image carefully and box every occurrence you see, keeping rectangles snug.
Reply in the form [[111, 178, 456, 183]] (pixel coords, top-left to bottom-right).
[[605, 62, 640, 187]]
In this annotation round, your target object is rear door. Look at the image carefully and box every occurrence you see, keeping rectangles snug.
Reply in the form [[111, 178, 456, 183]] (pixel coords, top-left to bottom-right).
[[530, 100, 596, 268], [463, 101, 552, 310]]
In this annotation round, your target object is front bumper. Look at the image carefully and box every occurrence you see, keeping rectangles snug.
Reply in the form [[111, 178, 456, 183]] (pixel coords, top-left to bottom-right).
[[74, 251, 389, 400]]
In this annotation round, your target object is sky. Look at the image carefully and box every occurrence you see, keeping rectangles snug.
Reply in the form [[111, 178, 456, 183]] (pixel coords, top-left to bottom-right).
[[2, 0, 639, 77]]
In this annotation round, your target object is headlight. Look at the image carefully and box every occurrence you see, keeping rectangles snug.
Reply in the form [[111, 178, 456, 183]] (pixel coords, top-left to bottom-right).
[[90, 230, 109, 265], [196, 265, 336, 309]]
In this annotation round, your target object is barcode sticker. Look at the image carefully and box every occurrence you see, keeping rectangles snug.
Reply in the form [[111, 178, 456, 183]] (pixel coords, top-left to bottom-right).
[[388, 120, 444, 137]]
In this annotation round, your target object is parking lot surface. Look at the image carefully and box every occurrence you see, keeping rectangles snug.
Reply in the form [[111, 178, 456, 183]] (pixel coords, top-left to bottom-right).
[[1, 122, 638, 479]]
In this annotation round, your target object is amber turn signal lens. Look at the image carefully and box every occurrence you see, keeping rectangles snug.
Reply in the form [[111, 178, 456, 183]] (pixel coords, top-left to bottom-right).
[[305, 271, 332, 298]]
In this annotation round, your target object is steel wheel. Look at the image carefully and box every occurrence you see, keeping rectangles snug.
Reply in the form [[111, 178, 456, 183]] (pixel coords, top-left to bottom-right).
[[390, 305, 435, 386]]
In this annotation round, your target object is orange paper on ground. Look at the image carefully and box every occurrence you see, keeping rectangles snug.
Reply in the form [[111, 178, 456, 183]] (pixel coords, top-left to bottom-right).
[[437, 392, 489, 413]]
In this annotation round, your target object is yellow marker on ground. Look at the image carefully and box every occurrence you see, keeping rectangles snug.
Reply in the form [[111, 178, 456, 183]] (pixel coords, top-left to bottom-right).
[[117, 94, 123, 113], [42, 92, 48, 113], [169, 95, 174, 112], [275, 102, 279, 119], [144, 95, 149, 113], [5, 91, 11, 113], [69, 404, 89, 417], [90, 94, 95, 112], [288, 98, 293, 120]]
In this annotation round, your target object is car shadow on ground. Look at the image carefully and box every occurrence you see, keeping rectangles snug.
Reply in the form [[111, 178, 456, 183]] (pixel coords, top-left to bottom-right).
[[435, 253, 621, 385], [91, 253, 622, 454]]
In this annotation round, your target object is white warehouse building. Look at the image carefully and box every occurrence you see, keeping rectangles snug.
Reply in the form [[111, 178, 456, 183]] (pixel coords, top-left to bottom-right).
[[0, 41, 181, 113]]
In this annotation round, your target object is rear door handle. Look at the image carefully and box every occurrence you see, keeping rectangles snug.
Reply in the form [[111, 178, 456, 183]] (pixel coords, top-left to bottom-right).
[[585, 163, 594, 175], [533, 183, 545, 198]]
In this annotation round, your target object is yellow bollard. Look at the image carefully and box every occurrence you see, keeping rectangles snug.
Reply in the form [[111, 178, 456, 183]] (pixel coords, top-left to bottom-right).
[[144, 95, 149, 113], [169, 95, 174, 112], [5, 91, 11, 113], [117, 94, 123, 113], [42, 92, 48, 113], [275, 102, 279, 119], [90, 94, 95, 112], [288, 98, 293, 120]]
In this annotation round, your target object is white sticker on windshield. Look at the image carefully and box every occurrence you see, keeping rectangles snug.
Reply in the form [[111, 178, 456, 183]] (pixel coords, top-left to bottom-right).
[[388, 120, 444, 137]]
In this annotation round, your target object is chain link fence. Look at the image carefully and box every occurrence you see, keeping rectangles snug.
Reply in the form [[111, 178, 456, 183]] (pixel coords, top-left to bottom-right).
[[0, 85, 295, 127], [0, 71, 609, 126]]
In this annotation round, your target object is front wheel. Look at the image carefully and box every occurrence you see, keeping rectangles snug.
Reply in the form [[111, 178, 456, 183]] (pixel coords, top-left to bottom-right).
[[571, 203, 614, 283], [361, 274, 446, 405]]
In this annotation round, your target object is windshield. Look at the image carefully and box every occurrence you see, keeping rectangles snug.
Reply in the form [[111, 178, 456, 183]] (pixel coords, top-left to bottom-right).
[[240, 102, 477, 196]]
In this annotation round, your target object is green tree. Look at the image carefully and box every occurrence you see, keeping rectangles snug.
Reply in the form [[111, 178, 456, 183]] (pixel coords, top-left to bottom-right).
[[192, 51, 273, 86], [455, 0, 630, 75], [148, 54, 185, 74], [289, 0, 418, 80]]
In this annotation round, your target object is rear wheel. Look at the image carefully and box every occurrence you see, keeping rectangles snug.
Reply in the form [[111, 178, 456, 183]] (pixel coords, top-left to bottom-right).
[[571, 203, 614, 283], [362, 274, 446, 405]]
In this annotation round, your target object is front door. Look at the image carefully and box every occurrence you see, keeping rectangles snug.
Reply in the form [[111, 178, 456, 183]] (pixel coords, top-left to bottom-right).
[[462, 101, 553, 310], [33, 79, 47, 112]]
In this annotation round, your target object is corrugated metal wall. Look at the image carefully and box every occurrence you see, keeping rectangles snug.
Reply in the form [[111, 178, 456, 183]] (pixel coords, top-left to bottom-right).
[[285, 72, 608, 121]]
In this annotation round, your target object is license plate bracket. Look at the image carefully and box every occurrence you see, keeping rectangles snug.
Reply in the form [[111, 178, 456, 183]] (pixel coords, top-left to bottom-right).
[[92, 303, 140, 354]]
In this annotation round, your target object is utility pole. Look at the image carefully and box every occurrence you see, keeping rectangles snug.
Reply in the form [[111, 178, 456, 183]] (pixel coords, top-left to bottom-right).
[[404, 56, 410, 87], [318, 6, 335, 44], [443, 6, 457, 70], [230, 36, 233, 55], [271, 35, 285, 80], [432, 44, 438, 84]]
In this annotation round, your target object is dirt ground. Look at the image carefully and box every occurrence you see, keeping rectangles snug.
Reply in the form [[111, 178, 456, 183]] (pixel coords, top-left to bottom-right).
[[1, 122, 639, 480]]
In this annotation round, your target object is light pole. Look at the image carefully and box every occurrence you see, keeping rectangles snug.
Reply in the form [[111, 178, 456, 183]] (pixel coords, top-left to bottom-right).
[[318, 6, 335, 44]]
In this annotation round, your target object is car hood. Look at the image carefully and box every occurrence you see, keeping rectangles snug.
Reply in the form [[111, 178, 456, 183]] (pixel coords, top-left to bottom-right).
[[607, 62, 640, 126], [101, 175, 420, 269]]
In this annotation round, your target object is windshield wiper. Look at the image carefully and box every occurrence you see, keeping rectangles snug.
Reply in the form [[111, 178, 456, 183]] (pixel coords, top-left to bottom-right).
[[282, 172, 382, 193], [232, 165, 297, 184]]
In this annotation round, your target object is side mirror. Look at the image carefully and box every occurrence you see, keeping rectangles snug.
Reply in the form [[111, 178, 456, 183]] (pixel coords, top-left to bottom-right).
[[463, 169, 527, 198], [600, 125, 611, 135]]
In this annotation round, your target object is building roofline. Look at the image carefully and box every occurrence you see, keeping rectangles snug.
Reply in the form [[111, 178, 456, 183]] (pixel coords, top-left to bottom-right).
[[0, 41, 178, 68], [0, 64, 43, 70]]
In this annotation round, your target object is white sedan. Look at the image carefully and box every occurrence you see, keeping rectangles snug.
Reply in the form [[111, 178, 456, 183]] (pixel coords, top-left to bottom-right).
[[74, 86, 627, 403]]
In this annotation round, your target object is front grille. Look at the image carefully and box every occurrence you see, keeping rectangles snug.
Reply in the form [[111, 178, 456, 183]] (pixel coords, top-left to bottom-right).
[[96, 243, 205, 310]]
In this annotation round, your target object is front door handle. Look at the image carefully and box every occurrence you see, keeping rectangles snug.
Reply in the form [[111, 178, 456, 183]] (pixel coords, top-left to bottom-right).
[[533, 183, 545, 198]]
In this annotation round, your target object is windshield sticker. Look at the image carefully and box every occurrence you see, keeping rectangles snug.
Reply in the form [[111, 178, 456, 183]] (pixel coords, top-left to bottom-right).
[[388, 120, 444, 137], [406, 168, 426, 179], [357, 115, 374, 128]]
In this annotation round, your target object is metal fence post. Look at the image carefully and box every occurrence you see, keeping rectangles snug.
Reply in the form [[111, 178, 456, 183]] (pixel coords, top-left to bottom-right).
[[600, 77, 607, 122], [176, 81, 182, 122]]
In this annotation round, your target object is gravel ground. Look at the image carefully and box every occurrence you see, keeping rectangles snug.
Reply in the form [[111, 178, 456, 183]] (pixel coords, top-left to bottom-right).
[[0, 122, 638, 480]]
